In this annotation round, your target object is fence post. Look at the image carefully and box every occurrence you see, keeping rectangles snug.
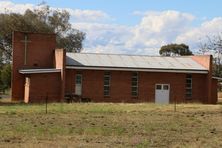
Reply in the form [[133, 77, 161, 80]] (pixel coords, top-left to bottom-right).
[[45, 93, 48, 114], [174, 95, 177, 112]]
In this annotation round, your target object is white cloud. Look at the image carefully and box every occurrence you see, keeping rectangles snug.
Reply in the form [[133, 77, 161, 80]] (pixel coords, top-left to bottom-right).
[[74, 10, 197, 55], [176, 17, 222, 52], [64, 8, 110, 22], [0, 1, 34, 14], [128, 10, 195, 46], [0, 1, 110, 22], [1, 1, 222, 55], [75, 10, 222, 55], [72, 22, 133, 53]]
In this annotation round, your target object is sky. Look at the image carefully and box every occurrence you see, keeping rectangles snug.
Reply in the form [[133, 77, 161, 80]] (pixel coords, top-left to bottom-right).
[[1, 0, 222, 55]]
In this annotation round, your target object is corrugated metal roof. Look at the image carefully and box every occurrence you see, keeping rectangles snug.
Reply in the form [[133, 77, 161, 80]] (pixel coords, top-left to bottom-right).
[[66, 53, 208, 72]]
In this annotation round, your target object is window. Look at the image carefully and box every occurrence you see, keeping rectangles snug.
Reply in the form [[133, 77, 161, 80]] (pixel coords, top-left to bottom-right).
[[104, 72, 110, 96], [131, 72, 138, 96], [75, 74, 82, 95], [186, 74, 192, 99], [163, 85, 169, 90], [156, 84, 162, 90], [76, 74, 82, 84]]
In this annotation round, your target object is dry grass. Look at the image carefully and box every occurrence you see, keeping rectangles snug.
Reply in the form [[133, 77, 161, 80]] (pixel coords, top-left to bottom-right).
[[0, 103, 222, 147]]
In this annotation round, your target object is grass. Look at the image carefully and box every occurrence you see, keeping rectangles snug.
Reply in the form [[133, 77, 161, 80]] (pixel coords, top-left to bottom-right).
[[0, 103, 222, 147]]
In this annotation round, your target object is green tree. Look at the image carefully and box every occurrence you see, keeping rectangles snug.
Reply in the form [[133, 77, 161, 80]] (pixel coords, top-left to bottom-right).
[[0, 4, 85, 90], [0, 64, 11, 93], [0, 4, 85, 63], [159, 43, 193, 56]]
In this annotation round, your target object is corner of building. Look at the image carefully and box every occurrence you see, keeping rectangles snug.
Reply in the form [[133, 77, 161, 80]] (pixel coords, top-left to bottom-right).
[[54, 48, 66, 102], [191, 55, 216, 104]]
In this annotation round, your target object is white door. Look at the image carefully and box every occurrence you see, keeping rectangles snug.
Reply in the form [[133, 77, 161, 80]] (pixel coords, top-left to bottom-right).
[[155, 84, 170, 104], [75, 74, 82, 96]]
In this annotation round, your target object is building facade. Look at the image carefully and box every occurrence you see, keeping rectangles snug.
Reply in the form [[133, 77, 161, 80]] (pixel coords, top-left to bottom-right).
[[12, 31, 218, 104]]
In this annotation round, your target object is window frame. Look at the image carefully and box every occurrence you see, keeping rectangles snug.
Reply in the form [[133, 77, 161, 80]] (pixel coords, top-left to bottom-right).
[[185, 74, 192, 99], [75, 74, 82, 85], [104, 72, 111, 96], [131, 72, 138, 97]]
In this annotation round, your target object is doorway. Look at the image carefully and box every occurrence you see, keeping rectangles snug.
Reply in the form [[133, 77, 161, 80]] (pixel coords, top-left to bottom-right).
[[155, 84, 170, 104], [75, 74, 82, 96]]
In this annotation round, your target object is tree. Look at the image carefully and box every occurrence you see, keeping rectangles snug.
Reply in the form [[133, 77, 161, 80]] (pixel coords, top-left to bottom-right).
[[0, 64, 11, 93], [0, 4, 85, 63], [199, 34, 222, 77], [0, 4, 85, 91], [159, 43, 193, 56]]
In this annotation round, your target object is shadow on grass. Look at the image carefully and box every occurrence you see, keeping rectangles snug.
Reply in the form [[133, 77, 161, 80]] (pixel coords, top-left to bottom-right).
[[0, 97, 23, 106], [0, 101, 24, 106]]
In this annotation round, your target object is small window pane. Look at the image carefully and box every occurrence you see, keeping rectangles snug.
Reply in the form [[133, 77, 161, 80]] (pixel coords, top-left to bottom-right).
[[186, 93, 192, 98], [163, 85, 169, 90], [76, 75, 82, 84], [132, 81, 137, 86], [132, 87, 137, 92], [132, 91, 138, 96], [186, 83, 192, 88], [156, 85, 162, 90], [186, 88, 192, 93], [104, 91, 109, 96], [104, 72, 110, 75], [186, 79, 192, 83], [104, 80, 109, 85], [104, 86, 109, 91], [104, 76, 110, 81], [132, 77, 137, 81]]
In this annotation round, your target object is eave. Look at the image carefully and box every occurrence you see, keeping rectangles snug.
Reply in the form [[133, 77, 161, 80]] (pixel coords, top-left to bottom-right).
[[19, 68, 61, 74], [66, 66, 208, 74]]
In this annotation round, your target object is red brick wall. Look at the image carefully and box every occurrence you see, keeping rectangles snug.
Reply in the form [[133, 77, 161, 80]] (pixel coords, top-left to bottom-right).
[[65, 69, 209, 103], [192, 74, 208, 102], [28, 73, 61, 103], [65, 69, 75, 94], [191, 55, 213, 103], [12, 31, 56, 101], [211, 79, 218, 104]]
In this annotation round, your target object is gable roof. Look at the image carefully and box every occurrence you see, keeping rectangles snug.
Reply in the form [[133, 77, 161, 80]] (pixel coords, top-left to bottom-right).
[[66, 53, 208, 74]]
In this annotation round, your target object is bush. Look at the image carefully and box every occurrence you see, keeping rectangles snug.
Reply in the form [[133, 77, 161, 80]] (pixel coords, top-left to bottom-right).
[[0, 64, 11, 93]]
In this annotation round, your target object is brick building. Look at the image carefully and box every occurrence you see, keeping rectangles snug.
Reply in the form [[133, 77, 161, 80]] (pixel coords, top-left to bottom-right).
[[12, 31, 218, 104]]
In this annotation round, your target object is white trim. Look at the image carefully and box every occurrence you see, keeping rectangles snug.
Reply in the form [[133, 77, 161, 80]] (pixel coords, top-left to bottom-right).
[[19, 69, 61, 74], [66, 66, 208, 74], [212, 77, 222, 80]]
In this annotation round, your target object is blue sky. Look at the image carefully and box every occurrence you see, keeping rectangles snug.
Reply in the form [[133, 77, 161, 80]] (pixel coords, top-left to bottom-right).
[[10, 0, 222, 25], [1, 0, 222, 55]]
